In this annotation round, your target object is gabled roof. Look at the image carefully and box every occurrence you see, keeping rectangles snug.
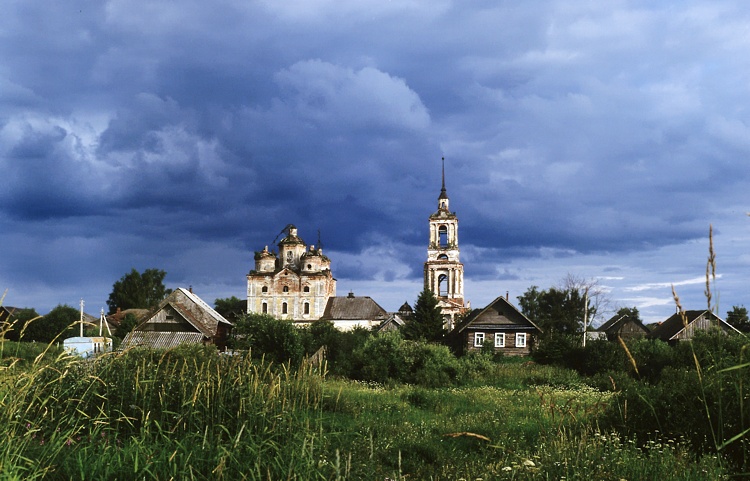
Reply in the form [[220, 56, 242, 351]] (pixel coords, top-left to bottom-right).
[[597, 313, 648, 334], [455, 296, 541, 333], [321, 295, 388, 321], [648, 309, 739, 341], [375, 313, 406, 333]]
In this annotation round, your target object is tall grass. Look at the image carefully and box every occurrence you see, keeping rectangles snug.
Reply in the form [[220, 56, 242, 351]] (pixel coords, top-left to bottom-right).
[[0, 345, 328, 479], [602, 225, 750, 474]]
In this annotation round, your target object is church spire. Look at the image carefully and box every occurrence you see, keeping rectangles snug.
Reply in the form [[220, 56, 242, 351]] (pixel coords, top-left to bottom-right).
[[438, 157, 449, 210]]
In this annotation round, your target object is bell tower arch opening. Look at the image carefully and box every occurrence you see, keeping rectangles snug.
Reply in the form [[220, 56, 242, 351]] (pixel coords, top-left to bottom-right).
[[438, 225, 448, 247]]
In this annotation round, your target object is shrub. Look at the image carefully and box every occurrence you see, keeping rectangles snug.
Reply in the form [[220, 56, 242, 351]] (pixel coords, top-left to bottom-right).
[[405, 342, 459, 388], [532, 333, 581, 366], [351, 331, 409, 384], [303, 321, 371, 377], [627, 338, 680, 382], [575, 339, 627, 376], [230, 313, 304, 366], [351, 333, 461, 388], [603, 352, 750, 472]]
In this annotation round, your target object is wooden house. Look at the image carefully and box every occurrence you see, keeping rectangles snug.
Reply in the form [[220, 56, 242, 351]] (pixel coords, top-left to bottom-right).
[[122, 288, 232, 350], [594, 313, 649, 341], [648, 309, 741, 342], [451, 296, 542, 356]]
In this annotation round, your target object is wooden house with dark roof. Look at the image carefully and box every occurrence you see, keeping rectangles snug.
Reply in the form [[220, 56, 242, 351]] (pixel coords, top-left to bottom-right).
[[594, 313, 649, 341], [648, 309, 741, 342], [450, 296, 542, 356], [122, 288, 233, 350], [319, 292, 388, 331]]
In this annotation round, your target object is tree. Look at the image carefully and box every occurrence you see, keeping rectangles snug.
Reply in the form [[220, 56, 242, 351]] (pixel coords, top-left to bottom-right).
[[2, 308, 40, 341], [559, 274, 607, 328], [114, 313, 139, 339], [402, 289, 446, 342], [726, 305, 750, 332], [107, 268, 172, 314], [23, 305, 78, 343], [517, 283, 592, 335], [615, 306, 642, 323], [214, 296, 246, 323]]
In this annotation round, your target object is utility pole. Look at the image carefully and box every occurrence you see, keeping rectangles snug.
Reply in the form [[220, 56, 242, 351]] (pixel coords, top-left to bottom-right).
[[582, 288, 589, 347]]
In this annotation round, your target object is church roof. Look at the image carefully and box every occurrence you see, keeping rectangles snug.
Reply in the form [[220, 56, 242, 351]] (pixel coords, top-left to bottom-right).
[[321, 294, 388, 321], [438, 156, 449, 200]]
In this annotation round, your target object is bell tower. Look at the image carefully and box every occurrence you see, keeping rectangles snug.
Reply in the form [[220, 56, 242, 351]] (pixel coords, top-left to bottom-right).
[[424, 158, 466, 329]]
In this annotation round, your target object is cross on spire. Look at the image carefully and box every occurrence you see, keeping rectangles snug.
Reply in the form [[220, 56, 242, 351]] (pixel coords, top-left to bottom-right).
[[438, 157, 449, 209]]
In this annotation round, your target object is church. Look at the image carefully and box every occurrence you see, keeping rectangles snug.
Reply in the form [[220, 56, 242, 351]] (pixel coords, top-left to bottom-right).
[[246, 226, 337, 322], [246, 160, 469, 329]]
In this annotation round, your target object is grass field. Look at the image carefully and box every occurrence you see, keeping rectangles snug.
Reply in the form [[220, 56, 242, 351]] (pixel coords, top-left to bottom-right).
[[0, 344, 728, 480]]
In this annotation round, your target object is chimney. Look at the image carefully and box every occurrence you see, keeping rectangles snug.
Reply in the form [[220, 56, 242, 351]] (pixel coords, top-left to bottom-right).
[[506, 291, 509, 301], [348, 291, 355, 298], [189, 285, 193, 294]]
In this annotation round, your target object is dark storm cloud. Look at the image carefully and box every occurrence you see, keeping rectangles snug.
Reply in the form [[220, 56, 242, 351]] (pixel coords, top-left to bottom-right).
[[1, 0, 749, 320]]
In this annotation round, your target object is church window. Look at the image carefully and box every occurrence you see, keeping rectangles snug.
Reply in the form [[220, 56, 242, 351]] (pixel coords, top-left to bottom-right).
[[283, 286, 289, 293], [304, 302, 310, 315], [262, 302, 268, 314], [495, 333, 505, 348], [516, 333, 527, 348], [303, 286, 310, 292], [282, 302, 288, 314], [262, 286, 268, 293], [438, 225, 448, 247], [474, 332, 485, 348], [437, 254, 448, 261], [307, 264, 312, 270], [438, 274, 448, 297]]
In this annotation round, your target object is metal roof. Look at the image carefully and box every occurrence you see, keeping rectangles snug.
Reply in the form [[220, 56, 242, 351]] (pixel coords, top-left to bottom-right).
[[121, 331, 206, 349]]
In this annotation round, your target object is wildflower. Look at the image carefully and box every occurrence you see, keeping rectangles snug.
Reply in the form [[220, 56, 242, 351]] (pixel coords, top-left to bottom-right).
[[502, 466, 512, 472], [523, 459, 535, 467]]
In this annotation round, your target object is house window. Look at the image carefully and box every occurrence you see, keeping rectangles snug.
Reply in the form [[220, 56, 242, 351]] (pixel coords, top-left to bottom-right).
[[304, 302, 310, 315], [474, 332, 485, 347], [261, 286, 268, 293], [516, 333, 527, 348], [282, 302, 288, 314], [283, 286, 289, 293], [304, 286, 310, 293], [495, 333, 505, 348], [262, 302, 267, 314]]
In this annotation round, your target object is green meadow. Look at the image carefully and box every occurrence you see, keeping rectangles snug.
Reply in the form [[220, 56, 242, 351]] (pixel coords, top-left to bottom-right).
[[0, 342, 731, 480]]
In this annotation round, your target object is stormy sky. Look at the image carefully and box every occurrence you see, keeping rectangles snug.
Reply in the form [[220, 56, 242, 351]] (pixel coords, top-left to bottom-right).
[[1, 1, 748, 325]]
